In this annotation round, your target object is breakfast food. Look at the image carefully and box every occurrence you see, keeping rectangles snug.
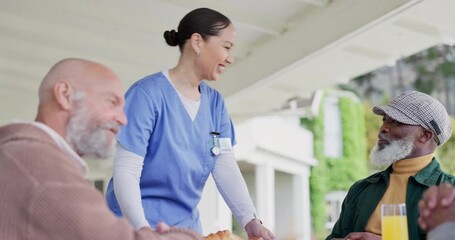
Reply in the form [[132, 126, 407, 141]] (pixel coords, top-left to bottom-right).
[[204, 230, 243, 240]]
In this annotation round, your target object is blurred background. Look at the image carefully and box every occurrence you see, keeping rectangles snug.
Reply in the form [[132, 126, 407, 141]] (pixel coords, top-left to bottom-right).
[[2, 0, 455, 239]]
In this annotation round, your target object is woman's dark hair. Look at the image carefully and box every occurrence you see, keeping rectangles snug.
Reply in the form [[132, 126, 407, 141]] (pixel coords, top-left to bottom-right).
[[163, 8, 231, 51]]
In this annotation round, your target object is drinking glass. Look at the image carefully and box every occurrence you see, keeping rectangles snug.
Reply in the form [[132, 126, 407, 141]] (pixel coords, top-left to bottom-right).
[[381, 203, 409, 240]]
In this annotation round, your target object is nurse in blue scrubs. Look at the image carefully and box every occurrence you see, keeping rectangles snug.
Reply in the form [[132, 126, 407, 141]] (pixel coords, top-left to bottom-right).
[[105, 7, 275, 240]]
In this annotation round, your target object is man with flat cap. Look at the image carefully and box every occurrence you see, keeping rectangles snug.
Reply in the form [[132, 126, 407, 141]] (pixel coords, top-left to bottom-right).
[[327, 91, 455, 240]]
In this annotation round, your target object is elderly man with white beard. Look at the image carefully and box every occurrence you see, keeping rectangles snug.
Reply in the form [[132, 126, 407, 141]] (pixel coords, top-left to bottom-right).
[[0, 58, 202, 240], [327, 91, 455, 240]]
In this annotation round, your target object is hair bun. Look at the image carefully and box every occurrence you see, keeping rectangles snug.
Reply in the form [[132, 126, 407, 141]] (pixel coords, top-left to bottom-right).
[[163, 29, 180, 47]]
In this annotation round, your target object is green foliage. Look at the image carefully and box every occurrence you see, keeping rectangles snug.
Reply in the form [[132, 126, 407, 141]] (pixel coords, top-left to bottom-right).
[[439, 61, 455, 77], [309, 164, 329, 239], [429, 48, 439, 59], [435, 117, 455, 174], [332, 98, 367, 187], [301, 117, 315, 131], [413, 78, 435, 94], [307, 100, 329, 239], [304, 91, 368, 239], [404, 44, 455, 113], [352, 44, 455, 115]]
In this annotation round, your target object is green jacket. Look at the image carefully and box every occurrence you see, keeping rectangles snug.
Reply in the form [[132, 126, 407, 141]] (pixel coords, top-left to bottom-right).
[[326, 159, 455, 240]]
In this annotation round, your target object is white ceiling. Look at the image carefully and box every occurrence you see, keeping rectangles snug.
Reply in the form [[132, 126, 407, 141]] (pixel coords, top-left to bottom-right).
[[1, 0, 455, 124]]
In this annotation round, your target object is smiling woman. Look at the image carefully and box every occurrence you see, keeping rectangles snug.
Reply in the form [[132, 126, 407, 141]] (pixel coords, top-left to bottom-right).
[[103, 7, 275, 240]]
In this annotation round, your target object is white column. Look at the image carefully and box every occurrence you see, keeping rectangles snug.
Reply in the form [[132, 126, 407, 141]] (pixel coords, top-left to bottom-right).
[[293, 167, 312, 240], [255, 163, 275, 232]]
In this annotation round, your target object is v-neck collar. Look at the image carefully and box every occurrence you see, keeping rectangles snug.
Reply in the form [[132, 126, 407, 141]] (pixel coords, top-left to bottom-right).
[[161, 70, 204, 123]]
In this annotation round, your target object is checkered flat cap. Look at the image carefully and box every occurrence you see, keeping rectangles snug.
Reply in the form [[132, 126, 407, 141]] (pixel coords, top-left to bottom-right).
[[373, 91, 452, 146]]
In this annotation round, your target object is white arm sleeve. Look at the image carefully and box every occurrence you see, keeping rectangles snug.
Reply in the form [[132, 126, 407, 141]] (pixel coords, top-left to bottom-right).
[[112, 143, 150, 229], [428, 222, 455, 240], [212, 150, 257, 228]]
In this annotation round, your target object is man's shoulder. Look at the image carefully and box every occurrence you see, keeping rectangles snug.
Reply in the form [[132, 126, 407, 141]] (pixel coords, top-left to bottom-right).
[[0, 123, 50, 143], [344, 171, 385, 195], [0, 124, 84, 184], [418, 158, 455, 185], [439, 171, 455, 184], [0, 123, 58, 155], [353, 171, 384, 185]]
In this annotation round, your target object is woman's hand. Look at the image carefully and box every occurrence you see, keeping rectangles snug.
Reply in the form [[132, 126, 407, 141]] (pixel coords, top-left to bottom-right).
[[343, 232, 381, 240], [245, 219, 275, 240], [155, 221, 171, 233]]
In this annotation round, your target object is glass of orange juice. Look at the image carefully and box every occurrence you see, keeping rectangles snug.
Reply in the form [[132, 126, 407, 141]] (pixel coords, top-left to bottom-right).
[[381, 203, 409, 240]]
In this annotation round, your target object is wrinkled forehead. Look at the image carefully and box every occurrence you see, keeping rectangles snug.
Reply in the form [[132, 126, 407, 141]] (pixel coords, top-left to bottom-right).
[[80, 67, 123, 99], [93, 78, 123, 98]]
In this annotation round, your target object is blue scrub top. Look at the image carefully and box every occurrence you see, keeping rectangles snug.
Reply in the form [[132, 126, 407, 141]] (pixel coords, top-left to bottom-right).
[[105, 72, 236, 233]]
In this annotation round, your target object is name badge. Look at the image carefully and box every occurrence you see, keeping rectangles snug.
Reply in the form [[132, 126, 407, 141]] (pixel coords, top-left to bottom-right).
[[210, 132, 232, 156], [219, 138, 232, 154]]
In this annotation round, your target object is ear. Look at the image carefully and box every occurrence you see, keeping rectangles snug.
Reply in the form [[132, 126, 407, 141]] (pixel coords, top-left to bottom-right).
[[419, 129, 434, 144], [190, 33, 204, 56], [53, 80, 73, 111]]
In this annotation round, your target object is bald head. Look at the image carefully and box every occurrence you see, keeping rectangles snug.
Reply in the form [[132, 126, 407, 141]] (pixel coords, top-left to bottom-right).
[[35, 58, 126, 156], [38, 58, 119, 104]]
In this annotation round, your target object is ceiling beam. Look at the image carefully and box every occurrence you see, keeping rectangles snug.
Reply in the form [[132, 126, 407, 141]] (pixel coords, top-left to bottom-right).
[[0, 13, 177, 71], [210, 0, 417, 102], [300, 0, 330, 7], [393, 18, 441, 38], [0, 5, 255, 67], [1, 0, 170, 36]]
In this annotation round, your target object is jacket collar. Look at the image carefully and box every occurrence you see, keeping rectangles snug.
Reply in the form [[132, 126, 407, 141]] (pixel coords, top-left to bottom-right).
[[365, 158, 441, 187]]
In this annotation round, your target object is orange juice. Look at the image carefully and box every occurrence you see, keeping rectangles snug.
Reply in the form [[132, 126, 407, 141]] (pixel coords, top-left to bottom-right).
[[382, 215, 409, 240]]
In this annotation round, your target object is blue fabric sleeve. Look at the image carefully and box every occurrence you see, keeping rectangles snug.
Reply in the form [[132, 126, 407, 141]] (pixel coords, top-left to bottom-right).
[[117, 86, 155, 157], [218, 95, 236, 146]]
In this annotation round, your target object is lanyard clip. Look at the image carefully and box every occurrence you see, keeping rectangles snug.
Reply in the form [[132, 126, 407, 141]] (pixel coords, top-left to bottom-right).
[[210, 131, 221, 156]]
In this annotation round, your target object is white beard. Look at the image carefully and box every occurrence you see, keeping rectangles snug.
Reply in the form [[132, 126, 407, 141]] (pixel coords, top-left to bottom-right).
[[369, 136, 414, 167], [66, 98, 116, 159]]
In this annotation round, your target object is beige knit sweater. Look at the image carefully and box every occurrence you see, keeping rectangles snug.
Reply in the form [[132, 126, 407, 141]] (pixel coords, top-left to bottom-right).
[[0, 123, 202, 240]]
